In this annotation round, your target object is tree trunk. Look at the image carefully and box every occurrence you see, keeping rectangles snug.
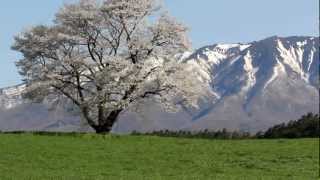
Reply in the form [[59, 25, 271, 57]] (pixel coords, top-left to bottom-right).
[[91, 109, 123, 134], [92, 125, 112, 134]]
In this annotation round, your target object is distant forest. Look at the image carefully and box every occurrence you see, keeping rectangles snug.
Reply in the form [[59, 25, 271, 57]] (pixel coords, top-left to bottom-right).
[[133, 113, 320, 139], [256, 112, 319, 138]]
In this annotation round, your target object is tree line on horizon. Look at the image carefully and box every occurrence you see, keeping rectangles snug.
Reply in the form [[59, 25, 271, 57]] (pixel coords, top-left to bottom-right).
[[0, 113, 318, 139], [132, 113, 320, 139]]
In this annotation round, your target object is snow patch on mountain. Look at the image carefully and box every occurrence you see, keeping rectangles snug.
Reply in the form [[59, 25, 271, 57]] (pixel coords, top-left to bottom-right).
[[263, 59, 285, 90], [0, 84, 25, 109], [242, 50, 257, 92]]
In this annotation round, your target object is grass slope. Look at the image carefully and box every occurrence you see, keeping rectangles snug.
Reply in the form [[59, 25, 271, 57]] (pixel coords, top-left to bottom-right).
[[0, 134, 318, 180]]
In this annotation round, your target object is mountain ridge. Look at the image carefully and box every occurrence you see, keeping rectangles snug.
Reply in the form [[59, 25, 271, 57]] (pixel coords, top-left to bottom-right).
[[0, 36, 319, 133], [179, 35, 319, 132]]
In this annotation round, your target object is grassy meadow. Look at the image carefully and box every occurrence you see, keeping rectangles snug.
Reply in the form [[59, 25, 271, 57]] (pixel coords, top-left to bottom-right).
[[0, 133, 318, 180]]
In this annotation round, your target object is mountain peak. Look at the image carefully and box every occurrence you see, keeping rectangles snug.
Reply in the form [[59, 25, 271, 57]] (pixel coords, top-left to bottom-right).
[[181, 36, 319, 132]]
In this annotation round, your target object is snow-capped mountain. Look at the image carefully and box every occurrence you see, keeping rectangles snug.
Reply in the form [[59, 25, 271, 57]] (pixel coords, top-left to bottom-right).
[[181, 36, 319, 132], [0, 84, 81, 131], [0, 36, 319, 132], [114, 36, 319, 133]]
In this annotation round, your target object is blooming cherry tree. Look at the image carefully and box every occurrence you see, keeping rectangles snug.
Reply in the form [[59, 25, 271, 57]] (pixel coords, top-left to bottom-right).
[[12, 0, 204, 133]]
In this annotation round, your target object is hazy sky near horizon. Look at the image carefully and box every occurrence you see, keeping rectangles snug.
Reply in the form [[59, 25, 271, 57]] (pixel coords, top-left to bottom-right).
[[0, 0, 319, 88]]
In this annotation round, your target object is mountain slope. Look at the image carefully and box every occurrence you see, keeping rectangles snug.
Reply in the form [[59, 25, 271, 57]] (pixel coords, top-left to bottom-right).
[[183, 36, 319, 132], [0, 36, 319, 133], [0, 84, 81, 131]]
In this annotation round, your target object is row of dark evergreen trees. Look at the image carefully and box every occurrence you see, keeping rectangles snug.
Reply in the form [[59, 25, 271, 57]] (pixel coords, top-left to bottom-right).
[[256, 112, 319, 138], [133, 113, 319, 139]]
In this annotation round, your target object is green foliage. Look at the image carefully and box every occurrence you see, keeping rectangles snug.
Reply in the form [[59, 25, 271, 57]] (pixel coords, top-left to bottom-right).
[[0, 134, 318, 179], [258, 113, 320, 138]]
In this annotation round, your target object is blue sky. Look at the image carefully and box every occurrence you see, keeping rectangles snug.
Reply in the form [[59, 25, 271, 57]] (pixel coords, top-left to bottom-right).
[[0, 0, 319, 88]]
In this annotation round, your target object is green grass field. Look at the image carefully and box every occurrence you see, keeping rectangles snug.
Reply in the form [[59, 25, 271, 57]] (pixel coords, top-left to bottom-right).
[[0, 134, 318, 180]]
